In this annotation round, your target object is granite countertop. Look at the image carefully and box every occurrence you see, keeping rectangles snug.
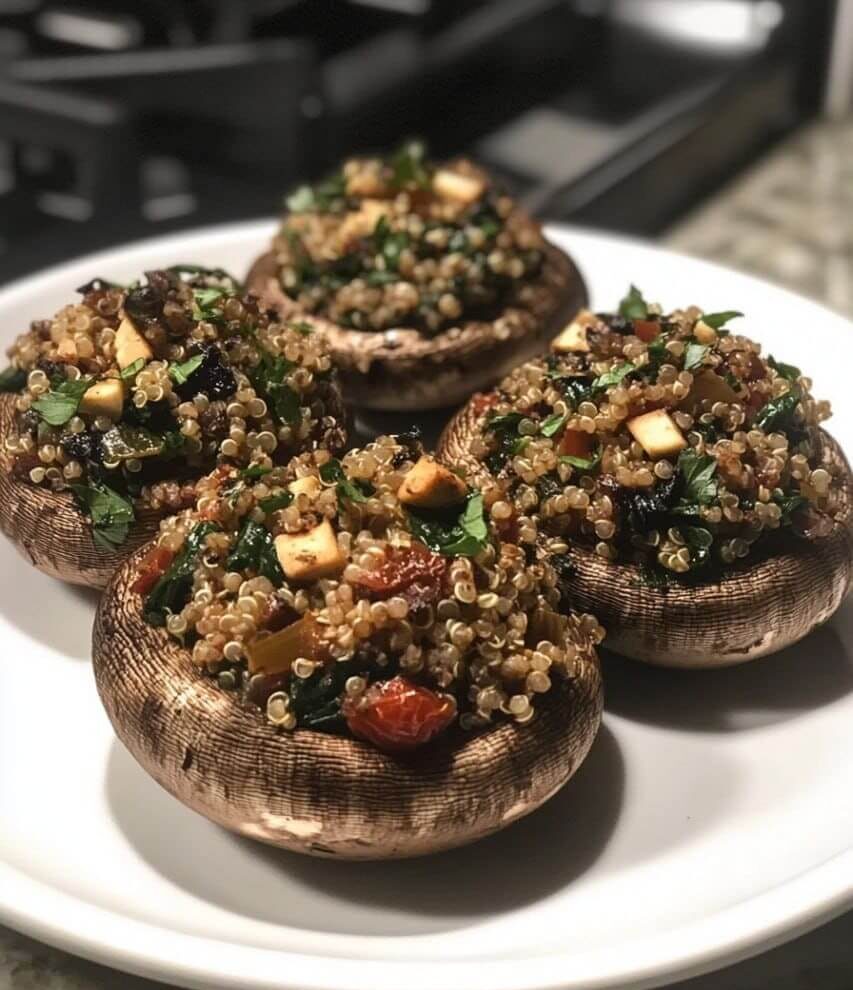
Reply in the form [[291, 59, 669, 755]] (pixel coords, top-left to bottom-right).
[[3, 118, 852, 990]]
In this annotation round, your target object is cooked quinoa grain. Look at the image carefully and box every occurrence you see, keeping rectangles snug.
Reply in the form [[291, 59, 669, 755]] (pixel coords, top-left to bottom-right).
[[273, 142, 547, 336], [461, 289, 842, 578], [1, 267, 345, 547], [135, 434, 603, 751]]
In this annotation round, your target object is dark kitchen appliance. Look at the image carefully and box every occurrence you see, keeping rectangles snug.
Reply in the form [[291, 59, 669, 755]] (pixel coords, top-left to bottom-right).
[[0, 0, 838, 285]]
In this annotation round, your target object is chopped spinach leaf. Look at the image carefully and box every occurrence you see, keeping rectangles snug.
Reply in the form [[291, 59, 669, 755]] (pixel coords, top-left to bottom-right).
[[618, 284, 648, 320], [249, 351, 301, 425], [754, 388, 801, 433], [406, 491, 488, 557], [559, 447, 601, 471], [259, 492, 294, 514], [768, 355, 801, 383], [240, 464, 272, 481], [772, 491, 809, 523], [69, 480, 135, 550], [681, 525, 713, 569], [143, 522, 221, 626], [0, 366, 26, 392], [226, 519, 284, 585], [191, 287, 226, 323], [286, 172, 347, 214], [32, 376, 93, 426]]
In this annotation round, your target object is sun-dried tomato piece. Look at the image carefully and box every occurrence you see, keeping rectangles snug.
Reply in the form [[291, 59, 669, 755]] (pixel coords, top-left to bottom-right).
[[472, 392, 500, 416], [633, 319, 660, 343], [343, 676, 457, 752], [355, 543, 448, 604], [131, 546, 175, 596], [558, 428, 594, 459]]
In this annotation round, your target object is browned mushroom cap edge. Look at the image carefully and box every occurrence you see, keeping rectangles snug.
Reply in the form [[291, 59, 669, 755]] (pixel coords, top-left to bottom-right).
[[437, 392, 853, 669], [0, 393, 163, 588], [246, 234, 587, 412], [92, 541, 604, 860]]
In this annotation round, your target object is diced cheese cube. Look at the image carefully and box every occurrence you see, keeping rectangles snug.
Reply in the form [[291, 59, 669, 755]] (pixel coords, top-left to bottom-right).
[[693, 320, 717, 344], [288, 475, 322, 498], [432, 169, 485, 206], [57, 338, 77, 361], [115, 316, 153, 370], [397, 455, 467, 508], [627, 409, 687, 459], [275, 520, 345, 582], [552, 321, 590, 353], [336, 199, 390, 249], [687, 370, 738, 407], [79, 379, 124, 419]]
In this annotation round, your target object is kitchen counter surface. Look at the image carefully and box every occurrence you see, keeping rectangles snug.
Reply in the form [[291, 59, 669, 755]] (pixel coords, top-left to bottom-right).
[[2, 116, 852, 990]]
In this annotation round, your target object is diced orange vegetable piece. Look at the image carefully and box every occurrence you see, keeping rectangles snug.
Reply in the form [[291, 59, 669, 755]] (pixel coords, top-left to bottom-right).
[[558, 429, 593, 458], [130, 546, 175, 596], [245, 614, 328, 676]]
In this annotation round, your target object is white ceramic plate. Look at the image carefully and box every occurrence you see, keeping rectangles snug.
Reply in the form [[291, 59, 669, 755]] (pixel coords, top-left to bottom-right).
[[0, 222, 851, 990]]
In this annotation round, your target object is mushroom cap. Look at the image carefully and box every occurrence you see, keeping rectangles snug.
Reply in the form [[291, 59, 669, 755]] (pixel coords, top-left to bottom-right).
[[437, 392, 853, 669], [0, 394, 162, 588], [246, 235, 587, 412], [92, 541, 604, 860]]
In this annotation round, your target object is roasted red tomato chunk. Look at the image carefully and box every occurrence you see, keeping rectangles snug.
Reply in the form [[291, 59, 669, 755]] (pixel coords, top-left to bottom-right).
[[343, 676, 457, 752], [130, 546, 175, 596], [355, 543, 448, 602]]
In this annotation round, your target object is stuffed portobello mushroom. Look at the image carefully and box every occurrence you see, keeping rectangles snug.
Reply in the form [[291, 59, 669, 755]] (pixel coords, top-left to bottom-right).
[[93, 434, 604, 859], [438, 288, 853, 668], [246, 142, 587, 411], [0, 267, 346, 588]]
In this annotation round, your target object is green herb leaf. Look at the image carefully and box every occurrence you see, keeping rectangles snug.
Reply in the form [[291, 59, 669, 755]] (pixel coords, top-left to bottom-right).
[[32, 376, 93, 426], [240, 464, 272, 481], [286, 172, 347, 214], [768, 355, 801, 383], [406, 491, 489, 558], [168, 354, 205, 385], [618, 285, 648, 320], [701, 310, 743, 330], [592, 362, 636, 391], [320, 458, 373, 503], [773, 491, 809, 523], [559, 448, 602, 472], [287, 321, 314, 336], [250, 351, 301, 425], [120, 358, 145, 380], [0, 366, 26, 392], [191, 286, 227, 323], [391, 139, 431, 189], [754, 388, 801, 433], [684, 342, 710, 371], [677, 448, 719, 506], [259, 492, 294, 514], [540, 413, 567, 438], [159, 432, 186, 461], [69, 480, 135, 550]]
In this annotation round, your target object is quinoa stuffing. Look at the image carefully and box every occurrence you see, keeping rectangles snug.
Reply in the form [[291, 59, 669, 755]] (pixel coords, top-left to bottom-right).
[[134, 434, 603, 752], [272, 141, 547, 335], [463, 286, 843, 578], [0, 267, 346, 548]]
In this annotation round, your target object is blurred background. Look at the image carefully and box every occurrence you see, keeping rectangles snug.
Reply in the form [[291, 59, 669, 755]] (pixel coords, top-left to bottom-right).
[[0, 0, 850, 309]]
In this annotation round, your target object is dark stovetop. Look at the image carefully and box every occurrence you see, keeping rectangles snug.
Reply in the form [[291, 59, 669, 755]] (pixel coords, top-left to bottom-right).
[[0, 0, 837, 285]]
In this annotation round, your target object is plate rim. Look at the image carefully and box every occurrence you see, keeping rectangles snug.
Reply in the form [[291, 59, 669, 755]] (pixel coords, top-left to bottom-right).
[[0, 218, 851, 990]]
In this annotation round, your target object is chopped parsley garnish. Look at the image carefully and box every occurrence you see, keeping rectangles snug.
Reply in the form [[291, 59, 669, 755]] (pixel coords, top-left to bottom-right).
[[250, 351, 301, 425], [618, 284, 649, 320], [240, 464, 272, 481], [768, 355, 801, 383], [69, 480, 135, 550], [168, 354, 205, 385], [286, 172, 347, 214], [684, 342, 709, 371], [32, 376, 93, 426], [390, 139, 431, 190], [120, 358, 146, 380], [676, 448, 719, 507], [559, 448, 601, 471], [753, 388, 801, 433], [539, 412, 567, 437], [191, 287, 227, 323], [259, 492, 294, 514], [406, 491, 488, 557], [592, 362, 636, 391], [701, 310, 743, 331]]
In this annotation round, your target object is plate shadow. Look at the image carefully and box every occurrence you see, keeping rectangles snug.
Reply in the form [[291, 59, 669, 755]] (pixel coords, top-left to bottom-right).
[[105, 724, 624, 933], [602, 611, 853, 732]]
